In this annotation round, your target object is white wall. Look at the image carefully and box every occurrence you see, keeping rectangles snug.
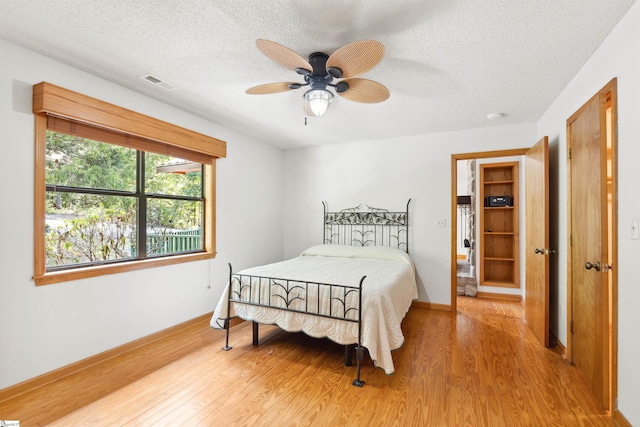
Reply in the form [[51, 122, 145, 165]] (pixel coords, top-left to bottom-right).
[[0, 40, 284, 389], [536, 1, 640, 423], [283, 123, 536, 305]]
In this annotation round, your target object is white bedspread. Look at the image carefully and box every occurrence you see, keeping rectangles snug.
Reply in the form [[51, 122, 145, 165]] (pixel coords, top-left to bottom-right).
[[210, 245, 418, 374]]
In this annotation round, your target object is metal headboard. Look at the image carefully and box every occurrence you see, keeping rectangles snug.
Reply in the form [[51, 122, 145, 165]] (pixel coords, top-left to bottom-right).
[[322, 200, 411, 253]]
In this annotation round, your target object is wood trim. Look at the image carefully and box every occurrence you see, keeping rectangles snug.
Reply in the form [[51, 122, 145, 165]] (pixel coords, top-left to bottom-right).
[[412, 300, 452, 311], [609, 78, 619, 421], [566, 112, 574, 363], [34, 251, 214, 286], [599, 87, 611, 411], [480, 280, 520, 289], [453, 148, 529, 161], [476, 291, 522, 302], [549, 330, 567, 359], [613, 409, 632, 427], [33, 82, 226, 158], [34, 113, 47, 278], [205, 162, 216, 255], [0, 313, 213, 404], [450, 155, 459, 312]]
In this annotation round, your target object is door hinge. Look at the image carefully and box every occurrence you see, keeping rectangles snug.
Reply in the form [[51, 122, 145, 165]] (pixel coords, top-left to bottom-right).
[[568, 148, 572, 160], [569, 234, 572, 246]]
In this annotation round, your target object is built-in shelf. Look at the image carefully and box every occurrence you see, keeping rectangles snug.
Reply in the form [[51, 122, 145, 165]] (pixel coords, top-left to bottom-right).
[[479, 162, 519, 288]]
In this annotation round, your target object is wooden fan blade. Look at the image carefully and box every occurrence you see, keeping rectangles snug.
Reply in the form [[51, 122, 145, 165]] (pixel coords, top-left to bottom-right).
[[246, 82, 298, 94], [256, 39, 312, 72], [338, 78, 390, 103], [326, 40, 384, 78]]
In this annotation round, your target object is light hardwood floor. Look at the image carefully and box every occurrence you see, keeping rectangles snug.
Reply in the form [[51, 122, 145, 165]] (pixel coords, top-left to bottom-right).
[[1, 297, 614, 426]]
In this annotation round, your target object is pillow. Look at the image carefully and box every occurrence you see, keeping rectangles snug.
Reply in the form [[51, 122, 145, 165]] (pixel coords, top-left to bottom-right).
[[300, 244, 412, 265]]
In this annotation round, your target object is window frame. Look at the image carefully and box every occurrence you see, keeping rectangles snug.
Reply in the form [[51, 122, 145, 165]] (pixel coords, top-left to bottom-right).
[[33, 82, 226, 286]]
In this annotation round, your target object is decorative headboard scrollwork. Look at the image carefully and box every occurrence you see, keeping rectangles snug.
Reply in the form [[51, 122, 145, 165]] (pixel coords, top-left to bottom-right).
[[323, 200, 411, 253]]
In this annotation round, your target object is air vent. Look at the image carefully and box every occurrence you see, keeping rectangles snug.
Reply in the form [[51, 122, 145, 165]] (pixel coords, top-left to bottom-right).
[[139, 73, 177, 91]]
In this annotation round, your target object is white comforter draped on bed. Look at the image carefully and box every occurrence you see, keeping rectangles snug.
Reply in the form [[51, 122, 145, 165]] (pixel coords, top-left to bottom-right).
[[210, 245, 418, 375]]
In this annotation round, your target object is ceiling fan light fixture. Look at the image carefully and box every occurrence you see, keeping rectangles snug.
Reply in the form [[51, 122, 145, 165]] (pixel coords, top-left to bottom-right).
[[303, 89, 334, 116], [247, 39, 389, 114]]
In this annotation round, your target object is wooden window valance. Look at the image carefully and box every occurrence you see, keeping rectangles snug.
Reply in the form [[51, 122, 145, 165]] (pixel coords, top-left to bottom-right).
[[32, 82, 226, 159]]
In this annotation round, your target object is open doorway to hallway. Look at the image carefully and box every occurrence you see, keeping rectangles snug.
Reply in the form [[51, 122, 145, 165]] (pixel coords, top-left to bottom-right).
[[455, 159, 477, 299], [451, 151, 527, 311]]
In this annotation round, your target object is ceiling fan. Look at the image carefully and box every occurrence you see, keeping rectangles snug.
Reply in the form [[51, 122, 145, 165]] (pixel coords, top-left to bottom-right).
[[246, 39, 390, 117]]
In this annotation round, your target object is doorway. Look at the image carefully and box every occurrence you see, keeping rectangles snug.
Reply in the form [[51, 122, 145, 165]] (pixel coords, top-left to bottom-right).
[[450, 149, 528, 309], [566, 78, 618, 412], [452, 141, 551, 350]]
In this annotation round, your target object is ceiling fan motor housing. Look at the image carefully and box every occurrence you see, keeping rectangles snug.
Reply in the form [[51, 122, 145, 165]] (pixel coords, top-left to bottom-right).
[[305, 52, 338, 90]]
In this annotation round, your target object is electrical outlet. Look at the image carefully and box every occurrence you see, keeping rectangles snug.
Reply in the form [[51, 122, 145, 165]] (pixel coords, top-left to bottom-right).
[[435, 218, 446, 228]]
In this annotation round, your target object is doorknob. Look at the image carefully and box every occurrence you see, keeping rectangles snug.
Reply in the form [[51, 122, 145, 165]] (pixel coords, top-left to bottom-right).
[[535, 248, 544, 254], [585, 261, 600, 271]]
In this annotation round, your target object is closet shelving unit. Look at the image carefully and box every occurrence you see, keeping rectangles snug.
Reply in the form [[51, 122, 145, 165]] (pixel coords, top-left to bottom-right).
[[479, 162, 519, 288]]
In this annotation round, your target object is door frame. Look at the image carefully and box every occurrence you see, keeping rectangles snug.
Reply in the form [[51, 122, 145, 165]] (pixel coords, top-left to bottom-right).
[[566, 78, 618, 412], [450, 148, 528, 309]]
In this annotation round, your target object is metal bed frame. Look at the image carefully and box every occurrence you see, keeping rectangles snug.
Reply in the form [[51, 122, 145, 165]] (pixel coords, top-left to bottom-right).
[[222, 200, 410, 387]]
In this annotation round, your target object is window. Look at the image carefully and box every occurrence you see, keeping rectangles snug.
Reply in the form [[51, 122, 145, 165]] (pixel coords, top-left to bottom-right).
[[46, 130, 205, 267], [33, 82, 226, 285]]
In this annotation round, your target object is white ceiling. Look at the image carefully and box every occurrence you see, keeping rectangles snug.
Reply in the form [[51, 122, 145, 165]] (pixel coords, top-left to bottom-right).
[[0, 0, 636, 149]]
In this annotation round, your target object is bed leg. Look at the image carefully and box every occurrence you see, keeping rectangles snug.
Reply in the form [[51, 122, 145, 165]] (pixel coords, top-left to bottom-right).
[[352, 345, 364, 387], [252, 321, 259, 345], [352, 275, 365, 387], [344, 344, 353, 366], [222, 263, 233, 351], [222, 318, 232, 351]]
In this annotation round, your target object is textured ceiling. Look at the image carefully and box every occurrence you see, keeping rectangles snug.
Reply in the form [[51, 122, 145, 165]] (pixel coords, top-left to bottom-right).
[[0, 0, 636, 149]]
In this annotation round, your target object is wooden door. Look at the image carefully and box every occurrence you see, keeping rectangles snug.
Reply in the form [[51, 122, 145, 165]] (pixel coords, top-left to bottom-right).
[[525, 137, 549, 347], [567, 84, 612, 411]]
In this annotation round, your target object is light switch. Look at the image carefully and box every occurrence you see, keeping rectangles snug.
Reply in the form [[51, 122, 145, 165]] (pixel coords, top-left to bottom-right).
[[632, 218, 639, 240]]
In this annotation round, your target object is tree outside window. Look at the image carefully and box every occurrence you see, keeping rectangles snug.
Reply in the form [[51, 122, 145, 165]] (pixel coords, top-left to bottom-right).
[[45, 131, 204, 270]]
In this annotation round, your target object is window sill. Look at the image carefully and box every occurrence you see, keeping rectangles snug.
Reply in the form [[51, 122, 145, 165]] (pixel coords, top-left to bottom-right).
[[33, 252, 215, 286]]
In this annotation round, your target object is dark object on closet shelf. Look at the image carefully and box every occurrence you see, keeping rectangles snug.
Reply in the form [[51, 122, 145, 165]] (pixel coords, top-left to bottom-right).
[[484, 195, 512, 207]]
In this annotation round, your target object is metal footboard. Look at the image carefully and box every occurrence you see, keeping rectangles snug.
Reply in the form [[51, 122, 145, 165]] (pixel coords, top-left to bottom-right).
[[222, 263, 367, 387]]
